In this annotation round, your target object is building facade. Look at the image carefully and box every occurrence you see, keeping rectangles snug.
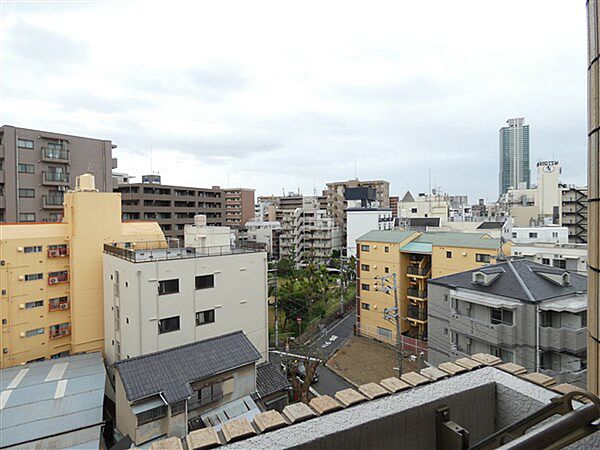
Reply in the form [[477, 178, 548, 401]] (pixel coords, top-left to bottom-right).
[[223, 187, 255, 228], [389, 196, 399, 218], [102, 218, 269, 367], [499, 117, 530, 196], [115, 181, 225, 242], [0, 174, 164, 368], [0, 125, 115, 223], [346, 208, 393, 258], [356, 230, 505, 343], [510, 242, 588, 275], [561, 185, 588, 243], [397, 191, 450, 220], [428, 260, 587, 385], [245, 220, 282, 259], [587, 0, 600, 395], [502, 218, 569, 245]]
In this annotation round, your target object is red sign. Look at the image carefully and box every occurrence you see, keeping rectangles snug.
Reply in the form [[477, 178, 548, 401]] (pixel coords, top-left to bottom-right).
[[296, 317, 302, 323]]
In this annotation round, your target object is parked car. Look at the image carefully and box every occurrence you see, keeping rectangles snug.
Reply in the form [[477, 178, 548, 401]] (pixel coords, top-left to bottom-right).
[[281, 361, 319, 384]]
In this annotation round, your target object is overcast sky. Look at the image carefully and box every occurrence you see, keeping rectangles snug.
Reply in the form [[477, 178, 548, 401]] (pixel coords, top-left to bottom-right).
[[0, 1, 588, 201]]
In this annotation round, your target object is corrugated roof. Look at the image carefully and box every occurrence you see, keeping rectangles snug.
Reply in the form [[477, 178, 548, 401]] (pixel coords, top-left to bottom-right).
[[256, 362, 291, 398], [115, 331, 261, 404], [356, 230, 417, 243], [414, 232, 501, 250], [429, 259, 588, 303], [400, 242, 433, 254], [0, 352, 105, 448]]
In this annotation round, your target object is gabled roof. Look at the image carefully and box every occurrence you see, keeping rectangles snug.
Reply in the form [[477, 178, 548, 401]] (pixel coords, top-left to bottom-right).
[[356, 230, 417, 244], [400, 191, 415, 202], [429, 259, 587, 303], [115, 331, 261, 404], [255, 362, 291, 398]]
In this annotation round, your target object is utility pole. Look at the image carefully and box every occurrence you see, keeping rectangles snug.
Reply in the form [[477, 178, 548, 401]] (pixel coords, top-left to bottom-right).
[[378, 273, 403, 378], [268, 268, 279, 348], [339, 256, 345, 315]]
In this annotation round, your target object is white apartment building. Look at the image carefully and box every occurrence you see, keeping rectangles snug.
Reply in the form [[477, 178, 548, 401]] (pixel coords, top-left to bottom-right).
[[103, 216, 268, 367], [346, 208, 393, 258], [502, 217, 569, 245], [511, 242, 588, 274], [245, 220, 282, 258], [279, 197, 342, 264], [398, 191, 450, 220]]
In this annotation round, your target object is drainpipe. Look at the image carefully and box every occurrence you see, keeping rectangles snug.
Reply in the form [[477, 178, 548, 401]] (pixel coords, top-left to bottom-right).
[[535, 305, 540, 372]]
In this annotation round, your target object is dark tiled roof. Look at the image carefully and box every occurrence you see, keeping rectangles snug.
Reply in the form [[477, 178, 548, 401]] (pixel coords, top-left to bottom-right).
[[256, 362, 290, 398], [477, 221, 505, 230], [428, 259, 587, 302], [115, 331, 261, 404], [409, 217, 440, 227], [400, 191, 415, 202]]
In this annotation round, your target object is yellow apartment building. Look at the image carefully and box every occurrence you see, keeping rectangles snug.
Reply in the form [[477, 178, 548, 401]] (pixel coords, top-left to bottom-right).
[[0, 174, 165, 368], [356, 230, 509, 343]]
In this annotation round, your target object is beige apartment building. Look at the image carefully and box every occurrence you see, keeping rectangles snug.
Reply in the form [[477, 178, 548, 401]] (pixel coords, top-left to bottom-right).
[[0, 174, 164, 368], [0, 125, 115, 223], [223, 187, 255, 228]]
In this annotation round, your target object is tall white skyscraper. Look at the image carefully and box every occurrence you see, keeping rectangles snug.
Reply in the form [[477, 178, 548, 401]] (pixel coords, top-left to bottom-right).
[[499, 117, 531, 196]]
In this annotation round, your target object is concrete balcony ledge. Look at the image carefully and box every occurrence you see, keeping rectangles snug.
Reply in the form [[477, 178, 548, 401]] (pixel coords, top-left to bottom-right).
[[539, 326, 587, 353], [451, 313, 518, 347]]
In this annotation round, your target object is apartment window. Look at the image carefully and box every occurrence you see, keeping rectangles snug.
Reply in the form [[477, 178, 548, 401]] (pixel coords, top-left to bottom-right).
[[158, 279, 179, 295], [377, 327, 392, 339], [446, 251, 452, 258], [384, 246, 389, 253], [195, 309, 215, 326], [195, 274, 215, 290], [24, 246, 42, 253], [19, 213, 35, 222], [17, 139, 34, 149], [25, 300, 43, 309], [361, 283, 370, 291], [136, 405, 168, 425], [552, 232, 558, 238], [19, 188, 35, 198], [361, 245, 370, 252], [24, 273, 43, 281], [529, 232, 538, 238], [171, 401, 186, 416], [199, 382, 223, 406], [542, 258, 550, 266], [553, 259, 566, 269], [451, 297, 458, 310], [49, 322, 70, 338], [48, 296, 69, 311], [512, 232, 517, 238], [51, 350, 70, 359], [411, 208, 418, 213], [443, 294, 448, 302], [361, 303, 370, 310], [491, 308, 514, 326], [158, 316, 180, 334], [49, 213, 63, 222], [475, 253, 491, 263], [361, 264, 370, 271], [25, 328, 44, 337], [18, 163, 34, 173], [384, 267, 390, 274]]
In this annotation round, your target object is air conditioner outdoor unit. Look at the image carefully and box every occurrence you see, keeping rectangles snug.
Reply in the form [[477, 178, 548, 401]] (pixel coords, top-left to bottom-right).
[[60, 303, 68, 310], [49, 250, 59, 257], [49, 277, 59, 285]]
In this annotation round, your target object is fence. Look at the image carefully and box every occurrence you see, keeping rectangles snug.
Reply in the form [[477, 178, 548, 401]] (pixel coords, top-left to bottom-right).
[[357, 322, 428, 359]]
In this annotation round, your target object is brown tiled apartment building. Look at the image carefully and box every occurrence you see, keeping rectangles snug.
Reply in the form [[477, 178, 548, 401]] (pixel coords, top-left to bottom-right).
[[223, 187, 255, 228], [0, 125, 114, 222], [115, 181, 224, 242]]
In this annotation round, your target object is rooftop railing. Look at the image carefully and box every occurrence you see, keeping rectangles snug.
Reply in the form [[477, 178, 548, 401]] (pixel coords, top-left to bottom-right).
[[103, 240, 265, 263]]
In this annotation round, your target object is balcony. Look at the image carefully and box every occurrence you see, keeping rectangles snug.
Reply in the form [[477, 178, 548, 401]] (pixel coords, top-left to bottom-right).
[[450, 312, 518, 347], [48, 271, 69, 285], [407, 287, 427, 299], [48, 297, 69, 312], [539, 326, 587, 353], [407, 305, 427, 322], [49, 325, 71, 339], [47, 245, 68, 258], [43, 195, 64, 209], [41, 147, 70, 162], [42, 171, 70, 186], [407, 265, 431, 277]]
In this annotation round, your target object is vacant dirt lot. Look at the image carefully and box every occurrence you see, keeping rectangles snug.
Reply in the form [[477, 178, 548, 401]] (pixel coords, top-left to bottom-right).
[[326, 336, 419, 386]]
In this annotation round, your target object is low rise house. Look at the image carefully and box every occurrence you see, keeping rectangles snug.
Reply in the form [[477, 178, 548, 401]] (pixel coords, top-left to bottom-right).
[[0, 352, 105, 449], [113, 332, 262, 445], [428, 259, 587, 384], [510, 242, 588, 274]]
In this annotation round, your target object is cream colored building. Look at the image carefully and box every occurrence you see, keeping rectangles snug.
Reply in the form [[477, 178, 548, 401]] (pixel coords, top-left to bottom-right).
[[103, 216, 269, 367], [355, 230, 506, 343], [0, 174, 164, 368], [398, 191, 450, 220]]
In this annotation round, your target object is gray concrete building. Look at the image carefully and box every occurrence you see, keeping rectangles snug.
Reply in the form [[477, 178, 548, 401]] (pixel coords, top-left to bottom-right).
[[115, 180, 225, 242], [428, 259, 587, 385], [499, 117, 530, 196], [0, 125, 114, 223]]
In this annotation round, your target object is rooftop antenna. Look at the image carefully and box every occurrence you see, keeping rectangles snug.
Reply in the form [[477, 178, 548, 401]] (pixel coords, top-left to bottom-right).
[[227, 172, 230, 188], [150, 147, 155, 174], [354, 157, 358, 180]]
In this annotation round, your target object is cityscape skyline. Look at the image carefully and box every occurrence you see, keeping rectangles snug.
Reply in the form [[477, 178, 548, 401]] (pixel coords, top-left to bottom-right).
[[1, 1, 587, 202]]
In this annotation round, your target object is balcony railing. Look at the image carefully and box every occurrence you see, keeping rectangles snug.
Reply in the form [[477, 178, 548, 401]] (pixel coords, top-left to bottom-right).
[[43, 171, 70, 184], [48, 298, 69, 312], [49, 326, 71, 339], [47, 246, 68, 258], [42, 147, 69, 162], [407, 305, 428, 321], [407, 265, 431, 276], [407, 287, 427, 299], [48, 271, 69, 285]]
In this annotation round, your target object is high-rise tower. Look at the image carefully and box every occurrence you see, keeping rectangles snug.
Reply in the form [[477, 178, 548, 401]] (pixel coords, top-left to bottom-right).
[[499, 117, 531, 196]]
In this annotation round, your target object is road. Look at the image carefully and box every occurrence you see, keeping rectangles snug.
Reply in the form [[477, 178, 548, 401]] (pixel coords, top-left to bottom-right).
[[269, 312, 356, 397]]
